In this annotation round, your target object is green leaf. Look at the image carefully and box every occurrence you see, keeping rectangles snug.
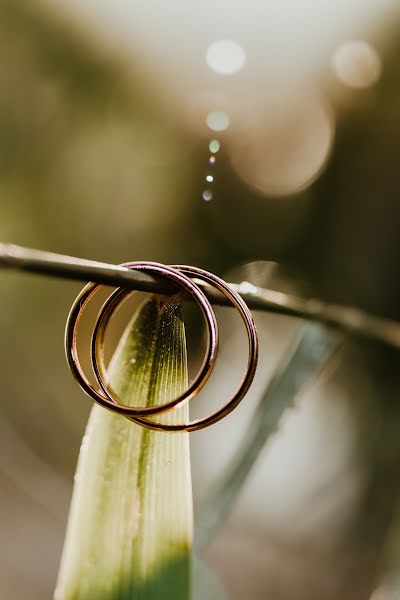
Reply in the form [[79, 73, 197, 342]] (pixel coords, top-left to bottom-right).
[[54, 293, 192, 600]]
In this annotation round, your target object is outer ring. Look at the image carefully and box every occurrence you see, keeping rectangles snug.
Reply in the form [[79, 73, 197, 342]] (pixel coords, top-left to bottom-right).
[[92, 265, 259, 432], [65, 262, 218, 417]]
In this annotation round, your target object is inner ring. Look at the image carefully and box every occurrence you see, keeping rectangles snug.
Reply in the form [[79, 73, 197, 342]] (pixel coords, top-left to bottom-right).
[[92, 265, 259, 432]]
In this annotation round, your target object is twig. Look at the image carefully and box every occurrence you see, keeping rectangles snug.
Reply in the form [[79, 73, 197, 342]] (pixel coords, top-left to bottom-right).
[[0, 242, 399, 348]]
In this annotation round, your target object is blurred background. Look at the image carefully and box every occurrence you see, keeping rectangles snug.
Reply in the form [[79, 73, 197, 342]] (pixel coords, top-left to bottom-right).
[[1, 0, 400, 598]]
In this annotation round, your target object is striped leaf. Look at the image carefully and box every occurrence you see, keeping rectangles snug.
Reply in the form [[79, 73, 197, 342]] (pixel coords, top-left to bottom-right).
[[55, 293, 192, 600]]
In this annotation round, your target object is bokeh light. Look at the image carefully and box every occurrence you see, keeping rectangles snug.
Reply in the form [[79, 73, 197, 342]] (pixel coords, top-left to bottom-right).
[[332, 40, 381, 89], [206, 111, 230, 132], [206, 40, 246, 75], [186, 91, 232, 136], [230, 96, 334, 197], [370, 587, 387, 600], [209, 139, 221, 153]]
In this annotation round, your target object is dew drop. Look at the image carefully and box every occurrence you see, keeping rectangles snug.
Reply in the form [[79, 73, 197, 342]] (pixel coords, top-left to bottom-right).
[[209, 155, 216, 164], [202, 189, 213, 201], [206, 174, 214, 183]]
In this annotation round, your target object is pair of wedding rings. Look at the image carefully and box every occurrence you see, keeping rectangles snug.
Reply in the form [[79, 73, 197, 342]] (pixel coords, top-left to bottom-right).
[[65, 262, 258, 432]]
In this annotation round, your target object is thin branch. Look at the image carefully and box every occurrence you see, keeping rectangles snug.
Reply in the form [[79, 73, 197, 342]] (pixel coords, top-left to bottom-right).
[[1, 242, 399, 348]]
